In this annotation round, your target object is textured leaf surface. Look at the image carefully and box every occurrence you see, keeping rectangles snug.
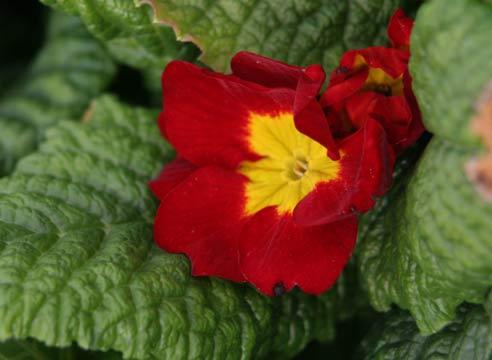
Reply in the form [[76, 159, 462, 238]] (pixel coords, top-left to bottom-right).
[[358, 302, 492, 360], [39, 0, 199, 71], [359, 0, 492, 334], [0, 12, 115, 176], [139, 0, 399, 71], [0, 95, 341, 360], [359, 139, 492, 333], [409, 0, 492, 146]]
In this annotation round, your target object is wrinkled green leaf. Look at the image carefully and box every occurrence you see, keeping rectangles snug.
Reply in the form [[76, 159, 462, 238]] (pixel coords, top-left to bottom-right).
[[358, 302, 492, 359], [139, 0, 399, 71], [0, 95, 341, 360], [359, 0, 492, 334], [0, 12, 115, 176], [357, 135, 430, 240], [39, 0, 199, 71], [359, 139, 492, 333], [409, 0, 492, 146]]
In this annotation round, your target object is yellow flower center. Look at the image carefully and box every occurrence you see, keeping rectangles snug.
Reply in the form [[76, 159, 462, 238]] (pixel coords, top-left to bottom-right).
[[239, 112, 341, 215], [354, 54, 404, 96]]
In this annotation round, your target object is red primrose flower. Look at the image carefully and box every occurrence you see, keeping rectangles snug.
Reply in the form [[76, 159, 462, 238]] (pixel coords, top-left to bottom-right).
[[150, 9, 422, 296], [150, 52, 394, 295], [322, 9, 423, 153]]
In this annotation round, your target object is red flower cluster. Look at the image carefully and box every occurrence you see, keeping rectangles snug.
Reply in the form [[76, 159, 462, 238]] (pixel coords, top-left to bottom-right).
[[323, 9, 423, 153], [150, 10, 423, 296]]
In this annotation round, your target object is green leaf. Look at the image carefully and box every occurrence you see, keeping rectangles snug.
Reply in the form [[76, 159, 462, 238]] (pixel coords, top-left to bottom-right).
[[0, 339, 75, 360], [0, 95, 340, 359], [39, 0, 199, 71], [0, 338, 123, 360], [400, 0, 424, 16], [0, 12, 115, 176], [0, 2, 45, 96], [138, 0, 399, 71], [357, 135, 430, 241], [358, 0, 492, 334], [359, 139, 492, 333], [358, 303, 492, 359], [409, 0, 492, 146]]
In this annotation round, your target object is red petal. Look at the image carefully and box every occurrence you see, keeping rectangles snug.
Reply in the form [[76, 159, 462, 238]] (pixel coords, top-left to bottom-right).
[[154, 166, 248, 282], [399, 71, 425, 149], [344, 92, 379, 128], [231, 53, 339, 158], [356, 47, 409, 78], [322, 47, 408, 111], [324, 107, 355, 139], [294, 65, 326, 111], [388, 9, 414, 50], [294, 118, 395, 226], [364, 72, 424, 152], [239, 209, 357, 295], [149, 157, 197, 201], [231, 53, 338, 158], [326, 50, 366, 88], [231, 51, 305, 89], [293, 65, 340, 159], [322, 68, 368, 107], [371, 95, 414, 152], [347, 119, 395, 212], [161, 61, 295, 168], [344, 92, 414, 149]]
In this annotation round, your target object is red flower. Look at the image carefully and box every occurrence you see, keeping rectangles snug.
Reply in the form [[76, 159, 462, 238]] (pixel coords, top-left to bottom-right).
[[321, 9, 424, 153], [150, 52, 394, 296], [387, 8, 413, 50]]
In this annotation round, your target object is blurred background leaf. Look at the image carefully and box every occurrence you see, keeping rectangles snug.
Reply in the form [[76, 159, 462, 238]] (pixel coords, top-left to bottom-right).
[[0, 10, 115, 176], [0, 2, 45, 95], [0, 338, 123, 360], [39, 0, 200, 95]]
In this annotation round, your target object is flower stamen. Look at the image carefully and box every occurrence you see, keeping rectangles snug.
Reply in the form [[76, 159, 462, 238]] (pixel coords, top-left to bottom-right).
[[294, 158, 308, 177], [288, 156, 309, 180]]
